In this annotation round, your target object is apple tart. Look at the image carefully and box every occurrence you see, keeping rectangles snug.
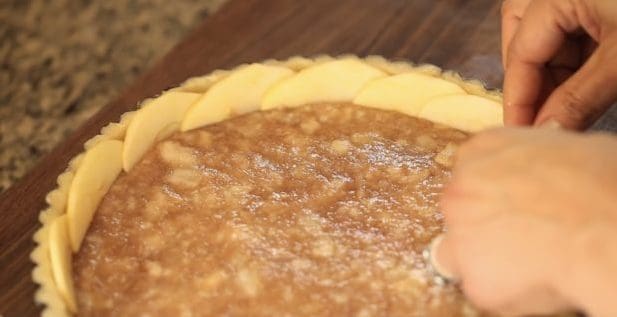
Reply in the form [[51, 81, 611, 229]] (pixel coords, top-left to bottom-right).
[[32, 56, 506, 316]]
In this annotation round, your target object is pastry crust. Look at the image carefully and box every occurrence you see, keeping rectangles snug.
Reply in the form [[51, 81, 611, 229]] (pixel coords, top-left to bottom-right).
[[31, 55, 503, 316]]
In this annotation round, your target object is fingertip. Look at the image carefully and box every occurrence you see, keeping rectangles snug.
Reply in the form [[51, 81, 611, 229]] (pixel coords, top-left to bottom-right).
[[537, 118, 563, 130], [429, 234, 459, 282]]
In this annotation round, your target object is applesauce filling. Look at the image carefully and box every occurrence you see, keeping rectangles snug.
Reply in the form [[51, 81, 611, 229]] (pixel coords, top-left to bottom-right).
[[73, 103, 482, 316]]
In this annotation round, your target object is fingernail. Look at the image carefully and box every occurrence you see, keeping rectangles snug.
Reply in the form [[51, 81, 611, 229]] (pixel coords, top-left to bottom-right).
[[426, 234, 458, 282], [538, 119, 563, 130]]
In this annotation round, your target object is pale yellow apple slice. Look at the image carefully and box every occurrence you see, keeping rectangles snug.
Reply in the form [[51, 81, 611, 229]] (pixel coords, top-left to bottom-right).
[[354, 72, 465, 115], [365, 55, 414, 74], [181, 64, 294, 131], [261, 58, 386, 109], [179, 69, 230, 93], [67, 139, 123, 252], [49, 215, 77, 313], [123, 91, 201, 171], [418, 94, 503, 132]]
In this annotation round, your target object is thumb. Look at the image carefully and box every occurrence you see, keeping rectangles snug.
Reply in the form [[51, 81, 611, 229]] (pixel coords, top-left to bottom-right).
[[535, 45, 617, 130], [428, 234, 459, 282]]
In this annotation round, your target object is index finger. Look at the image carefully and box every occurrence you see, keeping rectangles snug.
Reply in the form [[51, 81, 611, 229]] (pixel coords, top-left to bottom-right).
[[503, 0, 576, 126]]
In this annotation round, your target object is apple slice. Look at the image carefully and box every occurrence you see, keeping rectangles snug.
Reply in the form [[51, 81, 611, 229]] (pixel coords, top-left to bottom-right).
[[418, 94, 503, 132], [49, 215, 77, 313], [354, 72, 465, 115], [261, 58, 386, 109], [179, 69, 230, 93], [123, 91, 201, 171], [67, 139, 123, 252], [181, 64, 294, 131]]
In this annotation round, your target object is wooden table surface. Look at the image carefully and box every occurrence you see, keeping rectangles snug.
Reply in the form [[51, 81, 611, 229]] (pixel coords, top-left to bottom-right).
[[0, 0, 503, 315]]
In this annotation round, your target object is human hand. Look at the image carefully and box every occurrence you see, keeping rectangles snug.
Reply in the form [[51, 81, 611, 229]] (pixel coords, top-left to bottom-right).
[[433, 128, 617, 316], [501, 0, 617, 129]]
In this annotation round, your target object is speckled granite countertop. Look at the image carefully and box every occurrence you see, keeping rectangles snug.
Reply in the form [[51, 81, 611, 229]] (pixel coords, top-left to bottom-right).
[[0, 0, 227, 192], [2, 0, 617, 194]]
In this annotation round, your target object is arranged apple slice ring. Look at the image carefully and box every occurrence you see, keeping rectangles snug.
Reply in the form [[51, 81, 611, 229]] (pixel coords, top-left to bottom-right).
[[354, 72, 466, 115], [261, 57, 386, 110], [182, 63, 294, 131], [32, 55, 503, 316]]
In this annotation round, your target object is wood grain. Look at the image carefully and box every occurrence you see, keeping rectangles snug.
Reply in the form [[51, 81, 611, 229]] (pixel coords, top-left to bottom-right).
[[0, 0, 502, 315]]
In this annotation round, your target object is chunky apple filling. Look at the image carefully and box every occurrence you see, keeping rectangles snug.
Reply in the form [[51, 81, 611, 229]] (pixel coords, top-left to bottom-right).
[[73, 103, 481, 316]]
